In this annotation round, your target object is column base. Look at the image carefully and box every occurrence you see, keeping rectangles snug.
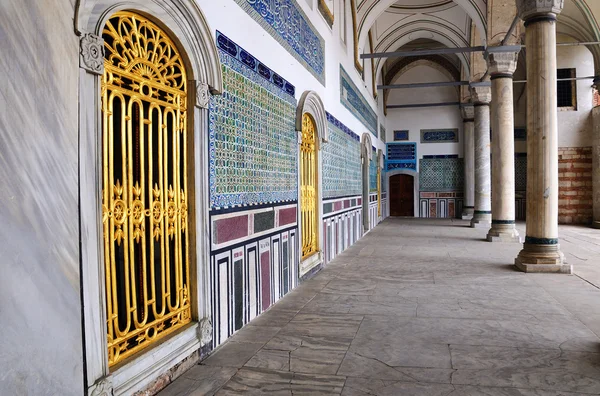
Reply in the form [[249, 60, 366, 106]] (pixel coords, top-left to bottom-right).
[[462, 207, 474, 220], [470, 211, 491, 228], [487, 222, 521, 243], [514, 241, 572, 274]]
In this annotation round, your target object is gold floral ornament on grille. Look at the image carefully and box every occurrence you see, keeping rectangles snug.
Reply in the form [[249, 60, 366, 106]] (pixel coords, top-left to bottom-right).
[[101, 11, 191, 366], [300, 113, 318, 259]]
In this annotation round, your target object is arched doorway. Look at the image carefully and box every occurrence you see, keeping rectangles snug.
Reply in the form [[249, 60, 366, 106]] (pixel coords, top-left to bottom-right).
[[390, 174, 414, 216]]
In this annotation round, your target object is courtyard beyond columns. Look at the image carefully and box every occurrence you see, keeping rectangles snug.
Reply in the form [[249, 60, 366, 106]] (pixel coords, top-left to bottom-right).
[[160, 218, 600, 395]]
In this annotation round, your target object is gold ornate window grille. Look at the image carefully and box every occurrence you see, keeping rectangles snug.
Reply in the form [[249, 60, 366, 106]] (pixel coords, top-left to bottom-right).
[[101, 11, 192, 366], [300, 113, 319, 259], [377, 165, 381, 217]]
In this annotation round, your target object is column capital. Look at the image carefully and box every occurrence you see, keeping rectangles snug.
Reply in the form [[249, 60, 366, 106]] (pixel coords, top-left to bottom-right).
[[517, 0, 564, 21], [461, 104, 475, 120], [469, 85, 492, 105], [487, 52, 519, 77]]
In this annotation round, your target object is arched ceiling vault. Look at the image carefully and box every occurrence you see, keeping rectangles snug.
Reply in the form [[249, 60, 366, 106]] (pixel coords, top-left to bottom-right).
[[382, 54, 461, 109], [559, 0, 600, 75], [356, 0, 487, 58]]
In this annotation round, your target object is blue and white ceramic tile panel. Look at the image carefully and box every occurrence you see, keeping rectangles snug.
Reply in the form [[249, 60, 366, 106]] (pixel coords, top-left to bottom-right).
[[393, 130, 409, 141], [380, 124, 387, 143], [420, 129, 459, 143], [386, 142, 417, 171], [369, 157, 377, 192], [209, 32, 298, 209], [233, 0, 326, 84], [419, 156, 464, 192], [322, 112, 362, 199], [340, 65, 378, 136]]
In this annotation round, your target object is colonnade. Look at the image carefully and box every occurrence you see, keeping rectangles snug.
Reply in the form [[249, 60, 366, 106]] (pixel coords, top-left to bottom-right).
[[461, 0, 571, 273]]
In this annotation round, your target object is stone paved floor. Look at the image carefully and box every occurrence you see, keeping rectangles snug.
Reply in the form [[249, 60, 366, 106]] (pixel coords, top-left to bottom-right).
[[159, 218, 600, 395]]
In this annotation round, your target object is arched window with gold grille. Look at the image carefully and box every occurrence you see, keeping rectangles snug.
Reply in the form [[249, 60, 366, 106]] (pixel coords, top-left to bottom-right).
[[300, 113, 319, 259], [377, 164, 381, 217], [101, 11, 192, 366]]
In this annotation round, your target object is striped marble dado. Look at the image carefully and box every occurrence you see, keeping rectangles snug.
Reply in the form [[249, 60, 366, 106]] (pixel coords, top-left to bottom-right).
[[419, 192, 463, 219], [210, 204, 298, 347], [322, 196, 363, 265]]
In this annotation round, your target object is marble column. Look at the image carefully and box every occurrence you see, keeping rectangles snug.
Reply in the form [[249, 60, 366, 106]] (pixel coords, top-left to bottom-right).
[[470, 85, 492, 228], [461, 104, 475, 220], [486, 52, 521, 243], [515, 0, 571, 273]]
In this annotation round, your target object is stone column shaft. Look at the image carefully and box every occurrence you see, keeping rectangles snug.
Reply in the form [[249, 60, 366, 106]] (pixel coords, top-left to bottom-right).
[[462, 105, 475, 220], [486, 52, 521, 242], [515, 0, 570, 273], [470, 86, 492, 228]]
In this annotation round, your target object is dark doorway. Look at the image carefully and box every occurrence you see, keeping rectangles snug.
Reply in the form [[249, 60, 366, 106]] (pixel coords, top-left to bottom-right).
[[390, 174, 414, 217]]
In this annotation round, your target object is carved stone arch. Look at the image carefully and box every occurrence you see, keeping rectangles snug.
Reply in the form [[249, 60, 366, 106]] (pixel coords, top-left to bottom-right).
[[361, 133, 373, 161], [296, 91, 328, 146], [76, 1, 222, 395], [75, 0, 223, 93]]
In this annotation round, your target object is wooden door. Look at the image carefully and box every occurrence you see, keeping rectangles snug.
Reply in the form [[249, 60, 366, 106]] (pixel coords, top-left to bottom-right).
[[390, 174, 414, 216]]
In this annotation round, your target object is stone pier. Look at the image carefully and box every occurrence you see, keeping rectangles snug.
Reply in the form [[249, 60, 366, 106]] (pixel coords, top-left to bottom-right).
[[462, 104, 475, 220], [470, 85, 492, 229], [514, 0, 571, 273], [486, 52, 521, 243]]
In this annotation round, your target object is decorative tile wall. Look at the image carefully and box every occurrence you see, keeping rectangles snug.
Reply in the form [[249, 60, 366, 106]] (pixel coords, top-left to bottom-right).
[[340, 65, 378, 136], [233, 0, 325, 84], [209, 35, 301, 349], [322, 112, 362, 198], [420, 129, 459, 143], [419, 156, 463, 192], [380, 124, 387, 143], [386, 142, 416, 171], [515, 153, 527, 192], [369, 157, 377, 192], [393, 130, 409, 141], [209, 33, 298, 209]]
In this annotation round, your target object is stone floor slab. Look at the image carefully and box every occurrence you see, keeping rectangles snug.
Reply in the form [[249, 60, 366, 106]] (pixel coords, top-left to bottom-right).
[[160, 218, 600, 396]]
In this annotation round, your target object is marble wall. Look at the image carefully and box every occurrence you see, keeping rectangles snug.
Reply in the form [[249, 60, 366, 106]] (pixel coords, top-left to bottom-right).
[[0, 1, 84, 395]]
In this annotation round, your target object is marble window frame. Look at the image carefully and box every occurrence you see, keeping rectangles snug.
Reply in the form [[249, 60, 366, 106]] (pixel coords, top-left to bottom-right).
[[75, 1, 222, 395], [296, 91, 328, 278]]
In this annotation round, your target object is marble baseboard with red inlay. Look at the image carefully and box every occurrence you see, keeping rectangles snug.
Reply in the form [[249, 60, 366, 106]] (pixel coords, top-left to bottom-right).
[[211, 203, 297, 250], [210, 227, 298, 348], [419, 192, 463, 219]]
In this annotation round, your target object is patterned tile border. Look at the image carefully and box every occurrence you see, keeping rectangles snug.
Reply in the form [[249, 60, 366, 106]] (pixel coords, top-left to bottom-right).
[[340, 65, 378, 136], [326, 112, 360, 142], [233, 0, 326, 84], [216, 31, 295, 97]]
